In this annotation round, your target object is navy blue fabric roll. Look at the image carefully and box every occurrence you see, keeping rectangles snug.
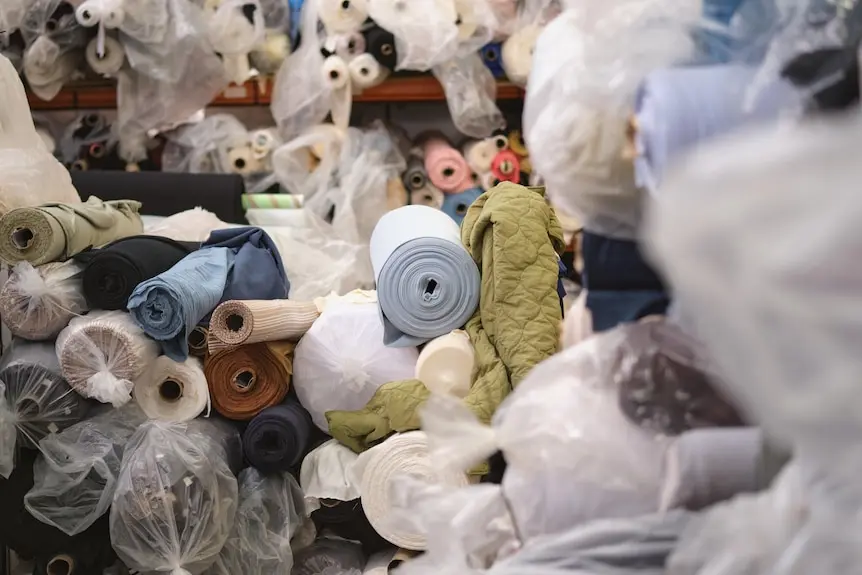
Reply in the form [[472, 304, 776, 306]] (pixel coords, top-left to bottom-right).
[[203, 226, 289, 305], [481, 42, 505, 78], [587, 291, 670, 332], [243, 400, 314, 472], [581, 231, 666, 292]]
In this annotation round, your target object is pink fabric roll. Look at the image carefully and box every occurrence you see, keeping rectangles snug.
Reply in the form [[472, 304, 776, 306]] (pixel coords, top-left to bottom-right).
[[423, 138, 474, 194], [491, 149, 521, 183]]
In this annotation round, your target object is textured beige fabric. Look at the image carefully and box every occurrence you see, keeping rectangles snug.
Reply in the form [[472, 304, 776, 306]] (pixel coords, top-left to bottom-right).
[[207, 300, 320, 355]]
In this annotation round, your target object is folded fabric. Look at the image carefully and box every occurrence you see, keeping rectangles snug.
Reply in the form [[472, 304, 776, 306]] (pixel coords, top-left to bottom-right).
[[208, 299, 320, 355], [205, 340, 295, 421], [0, 260, 87, 341], [587, 290, 670, 332], [370, 205, 480, 347], [135, 355, 210, 422], [74, 235, 199, 310], [581, 230, 666, 292], [56, 311, 160, 407], [127, 248, 232, 361], [243, 399, 314, 472], [327, 183, 565, 452], [202, 226, 290, 304], [0, 196, 143, 266], [441, 187, 483, 226]]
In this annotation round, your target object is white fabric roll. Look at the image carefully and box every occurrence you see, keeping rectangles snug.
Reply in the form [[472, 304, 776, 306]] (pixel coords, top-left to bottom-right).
[[349, 53, 389, 90], [463, 138, 498, 174], [292, 302, 419, 431], [356, 431, 470, 550], [76, 0, 125, 28], [502, 24, 541, 86], [86, 35, 125, 77], [23, 39, 79, 102], [410, 185, 444, 209], [135, 355, 210, 422], [415, 329, 474, 398], [299, 438, 362, 512], [323, 55, 353, 130]]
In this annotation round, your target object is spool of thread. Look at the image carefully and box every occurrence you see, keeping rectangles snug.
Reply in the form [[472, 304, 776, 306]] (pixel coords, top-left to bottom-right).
[[502, 23, 542, 85], [481, 42, 505, 78], [319, 0, 368, 34], [135, 356, 210, 422], [348, 53, 388, 90], [85, 35, 125, 77], [491, 149, 521, 183], [422, 137, 474, 194], [362, 24, 397, 71], [462, 139, 497, 174], [409, 186, 445, 209]]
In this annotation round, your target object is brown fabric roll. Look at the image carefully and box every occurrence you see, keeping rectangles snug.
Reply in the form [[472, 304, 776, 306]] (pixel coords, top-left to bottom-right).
[[207, 300, 319, 355], [188, 326, 210, 358], [204, 340, 295, 421]]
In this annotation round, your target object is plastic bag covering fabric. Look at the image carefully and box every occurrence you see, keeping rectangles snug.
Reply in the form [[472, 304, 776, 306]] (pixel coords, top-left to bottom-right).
[[0, 54, 81, 218], [0, 261, 88, 341], [271, 0, 331, 138], [206, 0, 265, 56], [291, 536, 367, 575], [19, 0, 87, 50], [24, 403, 148, 537], [0, 340, 89, 479], [293, 302, 419, 431], [367, 0, 496, 71], [206, 468, 306, 575], [523, 1, 698, 239], [162, 114, 250, 175], [432, 52, 505, 138], [56, 310, 160, 407], [421, 328, 671, 542], [110, 418, 242, 575]]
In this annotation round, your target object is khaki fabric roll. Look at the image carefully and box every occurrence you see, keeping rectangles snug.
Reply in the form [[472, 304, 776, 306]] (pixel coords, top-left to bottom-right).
[[0, 196, 143, 266], [207, 300, 320, 355]]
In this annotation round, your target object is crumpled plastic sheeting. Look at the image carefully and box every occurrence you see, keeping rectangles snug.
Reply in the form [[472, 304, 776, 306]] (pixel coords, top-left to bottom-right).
[[162, 114, 251, 174], [523, 0, 699, 239], [204, 0, 266, 84], [207, 468, 307, 575], [0, 0, 28, 71], [432, 52, 505, 138]]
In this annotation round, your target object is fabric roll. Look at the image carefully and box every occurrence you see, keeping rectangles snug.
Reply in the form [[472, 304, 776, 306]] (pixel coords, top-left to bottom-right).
[[188, 326, 210, 358], [127, 248, 231, 361], [463, 138, 499, 174], [205, 340, 295, 421], [370, 205, 481, 347], [660, 428, 763, 512], [581, 230, 666, 292], [0, 260, 87, 341], [23, 41, 79, 103], [334, 31, 367, 60], [441, 187, 483, 226], [323, 54, 353, 130], [292, 537, 367, 575], [85, 34, 125, 77], [56, 310, 159, 407], [414, 330, 474, 398], [0, 341, 90, 478], [311, 500, 392, 554], [349, 53, 389, 90], [422, 138, 474, 194], [587, 291, 670, 332], [135, 355, 209, 422], [409, 185, 444, 209], [633, 65, 801, 194], [243, 399, 314, 472], [356, 431, 470, 550], [0, 196, 143, 266], [490, 149, 521, 183], [362, 24, 397, 71], [76, 0, 125, 27], [241, 193, 304, 209], [208, 299, 320, 354], [501, 23, 541, 86], [481, 42, 505, 78], [403, 155, 429, 191], [74, 235, 199, 311], [202, 226, 290, 304], [319, 0, 368, 34], [479, 170, 498, 191]]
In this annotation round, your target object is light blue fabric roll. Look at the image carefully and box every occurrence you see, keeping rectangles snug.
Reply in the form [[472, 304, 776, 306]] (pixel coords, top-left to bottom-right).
[[127, 248, 233, 361], [441, 187, 483, 226], [370, 205, 480, 347]]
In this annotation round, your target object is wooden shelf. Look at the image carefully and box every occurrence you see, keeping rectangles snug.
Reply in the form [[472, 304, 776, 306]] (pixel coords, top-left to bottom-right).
[[27, 75, 524, 110]]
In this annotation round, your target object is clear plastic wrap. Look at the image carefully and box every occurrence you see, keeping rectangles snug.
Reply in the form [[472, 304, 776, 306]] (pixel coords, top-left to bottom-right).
[[523, 0, 699, 238], [145, 208, 237, 241], [291, 537, 367, 575], [432, 53, 505, 138], [0, 53, 81, 218], [207, 468, 306, 575], [271, 0, 331, 138], [205, 0, 266, 85], [293, 302, 419, 431], [0, 340, 90, 478], [421, 328, 672, 542], [110, 418, 242, 575], [0, 261, 88, 341], [19, 0, 88, 49], [162, 114, 251, 174], [24, 403, 148, 536], [56, 310, 161, 408]]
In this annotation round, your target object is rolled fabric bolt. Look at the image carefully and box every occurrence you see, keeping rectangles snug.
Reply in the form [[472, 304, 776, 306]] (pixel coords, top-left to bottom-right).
[[441, 186, 482, 226], [85, 35, 125, 77], [507, 129, 528, 156], [481, 42, 505, 78], [410, 185, 444, 209], [414, 330, 474, 397], [207, 299, 320, 354], [204, 341, 295, 421], [24, 45, 78, 103], [660, 428, 764, 511], [225, 145, 265, 175], [46, 555, 76, 575], [423, 138, 474, 194], [243, 400, 314, 472], [134, 356, 210, 422], [335, 31, 366, 60], [362, 24, 397, 71], [479, 171, 498, 191], [502, 23, 542, 85], [76, 0, 125, 28], [453, 0, 480, 40], [370, 205, 481, 346], [491, 149, 521, 183], [319, 0, 368, 34], [323, 55, 350, 89], [187, 327, 209, 358], [348, 53, 388, 90], [462, 138, 498, 174], [357, 431, 470, 550], [403, 156, 429, 191], [323, 55, 352, 130]]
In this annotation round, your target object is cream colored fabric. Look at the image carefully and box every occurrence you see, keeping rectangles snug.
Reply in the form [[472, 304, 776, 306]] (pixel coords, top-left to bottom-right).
[[313, 289, 378, 313], [207, 299, 320, 354], [415, 330, 474, 398]]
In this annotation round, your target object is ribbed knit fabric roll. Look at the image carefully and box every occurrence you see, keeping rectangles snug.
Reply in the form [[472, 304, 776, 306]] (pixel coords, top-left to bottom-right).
[[207, 300, 320, 355]]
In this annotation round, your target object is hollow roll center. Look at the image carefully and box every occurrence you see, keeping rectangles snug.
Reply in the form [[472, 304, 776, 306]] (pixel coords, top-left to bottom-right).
[[46, 555, 73, 575], [442, 167, 455, 178], [159, 380, 183, 402], [226, 313, 245, 332], [188, 329, 206, 348], [260, 430, 282, 452], [234, 370, 256, 392], [11, 227, 34, 250]]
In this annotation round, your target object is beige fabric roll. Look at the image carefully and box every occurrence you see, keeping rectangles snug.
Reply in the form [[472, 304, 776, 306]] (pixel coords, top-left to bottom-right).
[[207, 300, 320, 355]]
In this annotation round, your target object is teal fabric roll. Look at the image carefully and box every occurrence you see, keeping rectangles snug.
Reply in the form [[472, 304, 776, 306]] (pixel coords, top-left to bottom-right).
[[370, 205, 480, 347]]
